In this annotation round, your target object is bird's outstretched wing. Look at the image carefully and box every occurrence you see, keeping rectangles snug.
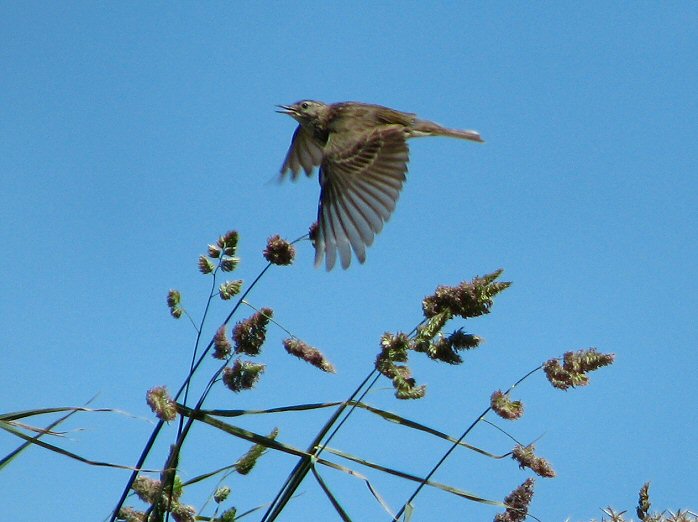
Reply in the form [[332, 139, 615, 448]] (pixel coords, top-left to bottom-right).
[[315, 125, 409, 270], [279, 126, 324, 180]]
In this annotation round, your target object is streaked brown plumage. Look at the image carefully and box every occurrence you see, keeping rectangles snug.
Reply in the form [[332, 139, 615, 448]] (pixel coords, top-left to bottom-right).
[[277, 100, 484, 270]]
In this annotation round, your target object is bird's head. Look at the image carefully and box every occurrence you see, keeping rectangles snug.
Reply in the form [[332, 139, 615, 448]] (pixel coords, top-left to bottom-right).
[[276, 100, 328, 126]]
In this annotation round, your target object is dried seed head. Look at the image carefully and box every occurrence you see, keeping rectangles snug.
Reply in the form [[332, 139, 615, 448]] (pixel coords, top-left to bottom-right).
[[220, 256, 240, 272], [637, 482, 651, 521], [308, 222, 319, 244], [422, 269, 510, 320], [376, 332, 410, 377], [166, 290, 181, 308], [117, 507, 146, 522], [198, 255, 215, 274], [132, 476, 161, 504], [146, 386, 177, 422], [283, 338, 335, 373], [232, 309, 273, 356], [167, 290, 183, 319], [512, 444, 556, 478], [235, 427, 279, 475], [217, 230, 239, 256], [219, 279, 243, 300], [495, 478, 535, 522], [491, 390, 524, 420], [263, 234, 296, 266], [544, 348, 615, 390], [394, 377, 426, 400], [214, 486, 231, 504], [213, 325, 232, 359], [223, 359, 265, 392], [171, 503, 196, 522]]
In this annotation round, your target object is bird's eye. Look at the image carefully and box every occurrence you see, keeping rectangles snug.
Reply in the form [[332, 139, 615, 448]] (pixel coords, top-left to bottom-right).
[[300, 102, 310, 110]]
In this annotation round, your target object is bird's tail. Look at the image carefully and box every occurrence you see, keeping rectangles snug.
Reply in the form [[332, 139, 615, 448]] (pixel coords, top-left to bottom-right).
[[411, 119, 484, 143]]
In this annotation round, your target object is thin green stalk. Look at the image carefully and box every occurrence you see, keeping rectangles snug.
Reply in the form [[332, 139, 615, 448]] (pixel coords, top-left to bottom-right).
[[261, 312, 437, 521], [110, 260, 275, 521], [179, 263, 221, 435], [260, 369, 380, 522], [392, 364, 543, 521], [111, 232, 308, 521]]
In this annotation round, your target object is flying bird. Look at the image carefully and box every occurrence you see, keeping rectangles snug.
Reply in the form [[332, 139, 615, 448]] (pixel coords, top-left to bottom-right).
[[277, 100, 483, 270]]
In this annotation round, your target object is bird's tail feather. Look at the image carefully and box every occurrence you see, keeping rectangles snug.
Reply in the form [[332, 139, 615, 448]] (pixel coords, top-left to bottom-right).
[[412, 119, 484, 143]]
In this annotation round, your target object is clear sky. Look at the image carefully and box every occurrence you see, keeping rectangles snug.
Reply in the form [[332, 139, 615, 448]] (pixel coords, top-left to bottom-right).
[[1, 3, 696, 521]]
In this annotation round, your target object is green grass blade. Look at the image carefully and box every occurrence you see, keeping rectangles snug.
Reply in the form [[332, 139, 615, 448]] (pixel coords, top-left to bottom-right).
[[320, 447, 505, 508], [311, 466, 353, 521]]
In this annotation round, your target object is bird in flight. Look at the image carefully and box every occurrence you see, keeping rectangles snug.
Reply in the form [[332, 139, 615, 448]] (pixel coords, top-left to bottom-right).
[[277, 100, 484, 270]]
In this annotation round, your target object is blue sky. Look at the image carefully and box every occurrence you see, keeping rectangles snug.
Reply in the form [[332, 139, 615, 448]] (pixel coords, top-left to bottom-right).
[[1, 3, 696, 521]]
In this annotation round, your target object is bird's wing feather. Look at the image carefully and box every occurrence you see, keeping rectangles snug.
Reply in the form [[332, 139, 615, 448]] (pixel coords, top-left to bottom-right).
[[280, 126, 324, 180], [314, 125, 409, 270]]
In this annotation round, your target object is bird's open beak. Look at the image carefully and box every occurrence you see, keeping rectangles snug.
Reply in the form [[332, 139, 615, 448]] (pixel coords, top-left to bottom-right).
[[275, 104, 296, 115]]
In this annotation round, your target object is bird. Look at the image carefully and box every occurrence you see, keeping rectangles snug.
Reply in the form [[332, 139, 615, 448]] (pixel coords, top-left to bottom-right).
[[277, 100, 484, 270]]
